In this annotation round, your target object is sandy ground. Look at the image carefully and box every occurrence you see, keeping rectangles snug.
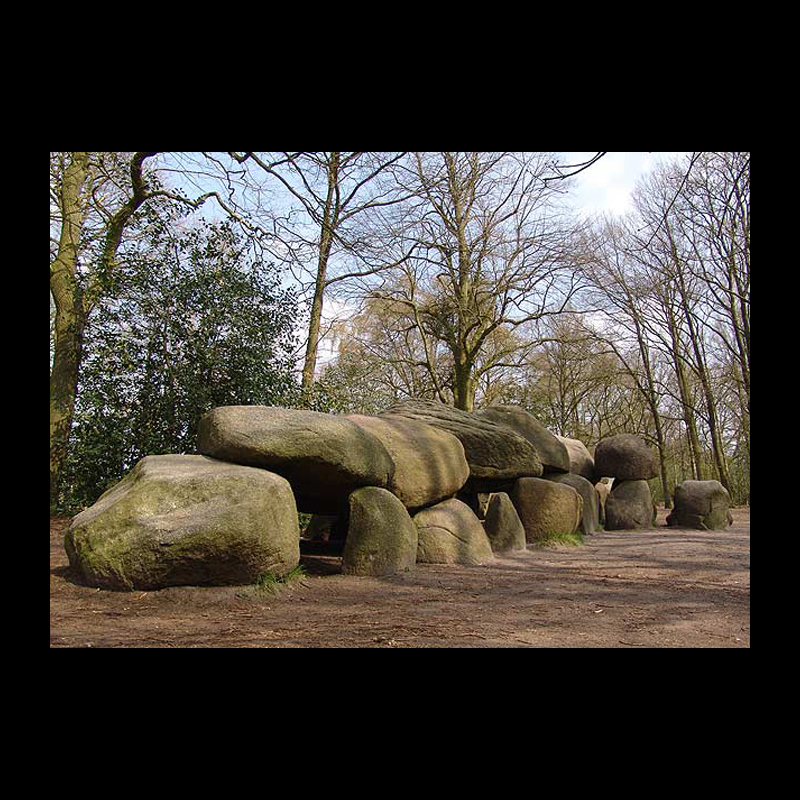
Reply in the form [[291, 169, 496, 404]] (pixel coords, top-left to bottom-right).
[[50, 508, 750, 648]]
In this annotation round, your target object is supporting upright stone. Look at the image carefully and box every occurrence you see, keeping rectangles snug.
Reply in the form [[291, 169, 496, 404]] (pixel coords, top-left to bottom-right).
[[342, 487, 418, 576]]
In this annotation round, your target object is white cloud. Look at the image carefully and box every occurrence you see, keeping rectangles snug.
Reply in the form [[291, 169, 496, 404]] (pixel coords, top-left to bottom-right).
[[561, 152, 690, 218]]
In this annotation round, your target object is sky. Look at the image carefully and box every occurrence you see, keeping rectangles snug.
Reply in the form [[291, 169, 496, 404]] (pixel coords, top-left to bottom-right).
[[561, 152, 690, 217]]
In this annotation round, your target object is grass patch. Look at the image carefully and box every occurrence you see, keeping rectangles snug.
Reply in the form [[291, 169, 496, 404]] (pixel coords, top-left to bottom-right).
[[247, 564, 307, 597], [530, 530, 585, 549]]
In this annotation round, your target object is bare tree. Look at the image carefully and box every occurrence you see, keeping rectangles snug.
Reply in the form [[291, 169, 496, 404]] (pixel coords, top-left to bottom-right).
[[369, 152, 583, 411], [211, 152, 412, 392]]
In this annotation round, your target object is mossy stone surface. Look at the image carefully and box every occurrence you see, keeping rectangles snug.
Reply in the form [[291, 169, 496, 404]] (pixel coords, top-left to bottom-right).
[[65, 455, 299, 590]]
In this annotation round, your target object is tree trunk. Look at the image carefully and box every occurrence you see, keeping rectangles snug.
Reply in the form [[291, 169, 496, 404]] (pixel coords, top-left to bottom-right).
[[301, 153, 339, 393], [49, 152, 91, 509], [452, 359, 475, 411]]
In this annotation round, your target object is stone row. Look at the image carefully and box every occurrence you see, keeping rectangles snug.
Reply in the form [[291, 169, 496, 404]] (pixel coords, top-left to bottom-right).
[[64, 401, 730, 590]]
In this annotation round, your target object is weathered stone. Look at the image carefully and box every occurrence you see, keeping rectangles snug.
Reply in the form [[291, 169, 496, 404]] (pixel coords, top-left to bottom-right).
[[476, 405, 569, 473], [483, 492, 527, 553], [64, 455, 299, 590], [595, 478, 614, 526], [381, 400, 542, 492], [345, 414, 469, 509], [546, 472, 600, 534], [413, 498, 495, 565], [197, 405, 394, 513], [594, 434, 658, 481], [557, 435, 597, 483], [342, 487, 418, 576], [666, 480, 733, 530], [604, 479, 657, 530], [510, 477, 583, 543]]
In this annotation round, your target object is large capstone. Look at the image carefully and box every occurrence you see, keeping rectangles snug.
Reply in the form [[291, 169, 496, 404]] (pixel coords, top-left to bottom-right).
[[345, 414, 469, 510], [475, 405, 570, 473], [197, 405, 395, 513], [381, 400, 542, 492], [64, 455, 300, 590], [556, 435, 597, 483]]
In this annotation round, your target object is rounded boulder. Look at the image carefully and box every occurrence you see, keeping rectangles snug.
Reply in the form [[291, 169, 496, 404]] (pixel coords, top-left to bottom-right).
[[594, 434, 658, 481], [413, 498, 495, 565], [666, 480, 733, 530], [342, 487, 419, 576], [604, 479, 657, 530], [510, 477, 583, 543], [64, 455, 300, 590]]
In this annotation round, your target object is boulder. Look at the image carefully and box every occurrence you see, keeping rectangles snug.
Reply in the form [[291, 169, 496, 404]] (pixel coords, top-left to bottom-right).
[[483, 492, 527, 553], [604, 479, 657, 530], [413, 498, 495, 565], [64, 455, 300, 590], [594, 434, 658, 481], [475, 405, 570, 473], [345, 414, 469, 510], [197, 405, 394, 513], [546, 472, 600, 534], [557, 436, 597, 483], [381, 400, 542, 492], [342, 487, 418, 576], [510, 477, 583, 543], [666, 480, 733, 530]]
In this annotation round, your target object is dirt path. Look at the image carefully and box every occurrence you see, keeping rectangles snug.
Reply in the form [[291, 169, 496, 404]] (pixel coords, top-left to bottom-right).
[[50, 508, 750, 648]]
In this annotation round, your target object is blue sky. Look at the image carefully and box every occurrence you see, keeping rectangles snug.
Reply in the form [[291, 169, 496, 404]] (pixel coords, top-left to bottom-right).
[[561, 152, 690, 217]]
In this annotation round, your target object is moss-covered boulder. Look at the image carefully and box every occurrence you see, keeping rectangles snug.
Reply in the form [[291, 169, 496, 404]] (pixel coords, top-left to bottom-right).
[[510, 477, 583, 543], [413, 498, 495, 565], [666, 480, 733, 530], [604, 479, 657, 530], [64, 455, 300, 590], [342, 487, 418, 576]]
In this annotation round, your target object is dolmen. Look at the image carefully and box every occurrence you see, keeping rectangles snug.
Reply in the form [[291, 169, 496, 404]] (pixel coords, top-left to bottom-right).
[[594, 434, 658, 530], [64, 401, 663, 590]]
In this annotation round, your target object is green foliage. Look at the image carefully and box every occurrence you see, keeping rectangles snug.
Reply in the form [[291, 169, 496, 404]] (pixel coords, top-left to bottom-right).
[[59, 211, 301, 510]]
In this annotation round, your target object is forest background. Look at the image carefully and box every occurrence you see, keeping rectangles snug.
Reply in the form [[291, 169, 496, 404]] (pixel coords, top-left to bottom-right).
[[49, 152, 750, 511]]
